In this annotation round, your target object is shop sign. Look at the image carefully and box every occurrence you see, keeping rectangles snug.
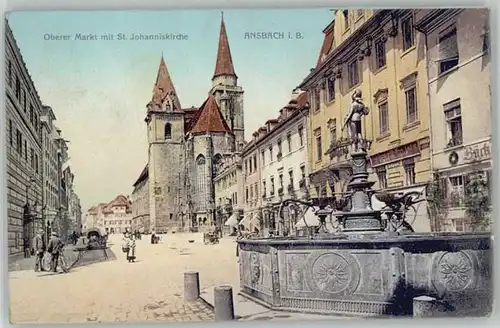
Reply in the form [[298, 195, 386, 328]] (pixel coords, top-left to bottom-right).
[[463, 141, 491, 163], [370, 141, 420, 167]]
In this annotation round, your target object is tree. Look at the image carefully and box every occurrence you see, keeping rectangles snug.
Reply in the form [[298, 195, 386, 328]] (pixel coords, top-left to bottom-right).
[[464, 171, 491, 231], [426, 173, 449, 232]]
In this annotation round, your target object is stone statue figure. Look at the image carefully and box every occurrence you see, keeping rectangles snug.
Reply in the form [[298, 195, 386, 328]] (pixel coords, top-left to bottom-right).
[[342, 90, 369, 151]]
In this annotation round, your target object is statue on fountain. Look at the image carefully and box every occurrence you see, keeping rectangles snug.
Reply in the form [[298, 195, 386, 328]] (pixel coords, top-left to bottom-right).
[[342, 90, 370, 152]]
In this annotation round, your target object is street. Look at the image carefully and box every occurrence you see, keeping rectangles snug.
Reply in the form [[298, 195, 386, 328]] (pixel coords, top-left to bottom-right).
[[9, 233, 240, 324]]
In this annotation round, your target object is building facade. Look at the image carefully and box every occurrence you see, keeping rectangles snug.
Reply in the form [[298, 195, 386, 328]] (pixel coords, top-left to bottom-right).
[[6, 20, 44, 258], [240, 141, 262, 232], [41, 105, 61, 240], [256, 91, 310, 237], [415, 9, 492, 232], [300, 9, 432, 232], [68, 190, 82, 234], [132, 15, 245, 234], [213, 152, 244, 234], [85, 195, 132, 234], [131, 165, 150, 233]]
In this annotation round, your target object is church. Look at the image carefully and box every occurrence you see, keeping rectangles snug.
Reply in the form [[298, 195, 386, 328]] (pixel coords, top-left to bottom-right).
[[131, 15, 245, 233]]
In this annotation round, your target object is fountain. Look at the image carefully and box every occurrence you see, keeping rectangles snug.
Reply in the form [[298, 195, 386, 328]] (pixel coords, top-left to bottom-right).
[[237, 90, 492, 317]]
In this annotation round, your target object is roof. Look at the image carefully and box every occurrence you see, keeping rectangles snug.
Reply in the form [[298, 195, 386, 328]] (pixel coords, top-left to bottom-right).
[[182, 106, 200, 132], [108, 195, 129, 207], [213, 13, 237, 79], [189, 95, 232, 134], [87, 206, 97, 215], [133, 164, 149, 187], [296, 91, 308, 106], [316, 22, 335, 67], [87, 195, 132, 215], [249, 91, 309, 147], [149, 56, 182, 111]]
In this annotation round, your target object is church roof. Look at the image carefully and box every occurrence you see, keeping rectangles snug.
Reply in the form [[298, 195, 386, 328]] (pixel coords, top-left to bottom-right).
[[183, 106, 200, 131], [133, 164, 149, 187], [189, 95, 232, 134], [149, 56, 182, 111], [213, 13, 237, 79]]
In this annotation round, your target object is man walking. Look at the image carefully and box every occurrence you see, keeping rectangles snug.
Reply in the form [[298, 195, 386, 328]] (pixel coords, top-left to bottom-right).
[[33, 229, 46, 272], [47, 231, 67, 273]]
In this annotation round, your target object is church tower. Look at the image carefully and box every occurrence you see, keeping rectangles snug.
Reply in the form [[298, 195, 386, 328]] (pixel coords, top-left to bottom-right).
[[145, 56, 185, 232], [210, 12, 245, 151]]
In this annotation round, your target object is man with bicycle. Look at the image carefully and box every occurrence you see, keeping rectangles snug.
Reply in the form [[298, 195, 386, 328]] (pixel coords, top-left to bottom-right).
[[47, 231, 68, 273]]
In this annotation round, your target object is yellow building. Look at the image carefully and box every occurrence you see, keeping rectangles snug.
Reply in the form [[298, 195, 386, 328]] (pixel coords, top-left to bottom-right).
[[299, 9, 432, 232]]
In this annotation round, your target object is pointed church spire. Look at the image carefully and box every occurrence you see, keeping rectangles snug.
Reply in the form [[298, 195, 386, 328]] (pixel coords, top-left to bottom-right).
[[213, 12, 237, 80], [150, 55, 182, 111]]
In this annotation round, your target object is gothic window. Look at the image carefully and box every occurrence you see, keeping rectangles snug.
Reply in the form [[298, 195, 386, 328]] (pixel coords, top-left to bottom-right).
[[213, 153, 222, 176], [165, 123, 172, 139], [196, 155, 207, 211]]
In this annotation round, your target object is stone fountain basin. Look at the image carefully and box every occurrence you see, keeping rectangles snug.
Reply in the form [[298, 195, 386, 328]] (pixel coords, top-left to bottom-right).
[[237, 232, 492, 317]]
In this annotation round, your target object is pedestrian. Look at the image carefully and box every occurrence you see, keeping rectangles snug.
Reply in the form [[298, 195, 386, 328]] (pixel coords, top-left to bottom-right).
[[72, 231, 78, 245], [122, 232, 130, 258], [127, 234, 136, 263], [33, 229, 46, 272], [23, 237, 31, 258], [47, 231, 67, 273], [151, 229, 156, 244]]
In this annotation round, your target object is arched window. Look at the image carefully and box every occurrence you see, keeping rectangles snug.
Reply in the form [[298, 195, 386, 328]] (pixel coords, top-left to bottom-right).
[[213, 153, 222, 176], [165, 123, 172, 139], [196, 155, 207, 211]]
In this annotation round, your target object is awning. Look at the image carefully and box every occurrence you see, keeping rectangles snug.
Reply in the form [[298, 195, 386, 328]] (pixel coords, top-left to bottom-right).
[[295, 209, 320, 228], [224, 213, 239, 227], [249, 212, 261, 229], [239, 213, 252, 228]]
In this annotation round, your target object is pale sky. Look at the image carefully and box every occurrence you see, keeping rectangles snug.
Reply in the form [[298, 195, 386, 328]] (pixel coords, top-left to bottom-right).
[[7, 9, 332, 211]]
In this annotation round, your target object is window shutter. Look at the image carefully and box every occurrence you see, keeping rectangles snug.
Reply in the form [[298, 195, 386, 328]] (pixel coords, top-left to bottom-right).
[[439, 177, 448, 199], [464, 173, 472, 198], [438, 29, 458, 60]]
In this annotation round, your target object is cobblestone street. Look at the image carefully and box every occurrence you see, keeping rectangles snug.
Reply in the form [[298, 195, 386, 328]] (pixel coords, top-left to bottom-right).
[[9, 233, 240, 324]]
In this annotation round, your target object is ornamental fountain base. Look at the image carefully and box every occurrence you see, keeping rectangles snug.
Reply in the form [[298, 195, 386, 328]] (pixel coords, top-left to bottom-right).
[[237, 148, 492, 317]]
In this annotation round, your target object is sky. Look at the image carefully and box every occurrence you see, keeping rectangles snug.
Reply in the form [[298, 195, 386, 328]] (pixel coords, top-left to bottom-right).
[[7, 9, 333, 211]]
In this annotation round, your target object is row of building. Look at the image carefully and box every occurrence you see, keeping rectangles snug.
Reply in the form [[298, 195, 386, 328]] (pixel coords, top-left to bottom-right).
[[215, 8, 492, 235], [123, 8, 490, 236], [83, 195, 133, 234], [5, 20, 83, 259]]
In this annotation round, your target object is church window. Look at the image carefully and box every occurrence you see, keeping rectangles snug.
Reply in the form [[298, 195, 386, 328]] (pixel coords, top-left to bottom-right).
[[165, 123, 172, 139], [196, 155, 207, 211]]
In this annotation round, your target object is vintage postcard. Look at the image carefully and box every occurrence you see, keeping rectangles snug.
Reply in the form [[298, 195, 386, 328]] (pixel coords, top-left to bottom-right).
[[5, 8, 492, 324]]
